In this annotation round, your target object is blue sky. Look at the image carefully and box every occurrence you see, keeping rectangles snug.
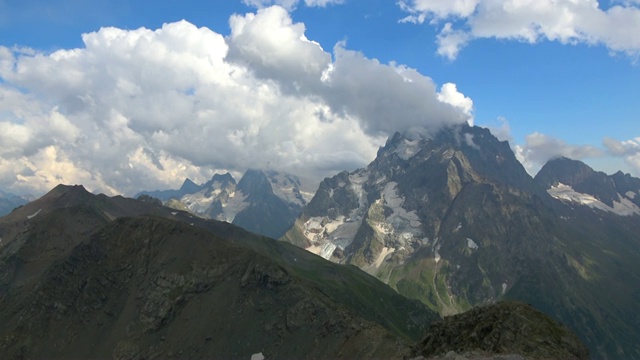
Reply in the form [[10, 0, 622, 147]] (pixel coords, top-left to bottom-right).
[[0, 0, 639, 195]]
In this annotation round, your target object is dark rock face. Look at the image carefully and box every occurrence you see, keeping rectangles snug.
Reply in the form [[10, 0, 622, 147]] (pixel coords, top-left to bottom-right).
[[233, 169, 305, 239], [412, 302, 589, 360]]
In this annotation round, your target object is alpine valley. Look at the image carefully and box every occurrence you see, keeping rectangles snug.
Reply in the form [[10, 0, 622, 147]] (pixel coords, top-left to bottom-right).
[[282, 124, 640, 359]]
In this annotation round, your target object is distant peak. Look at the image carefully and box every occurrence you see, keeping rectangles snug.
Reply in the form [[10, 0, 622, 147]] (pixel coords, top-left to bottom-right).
[[211, 172, 236, 184], [50, 184, 89, 195], [237, 169, 272, 195], [179, 178, 201, 194]]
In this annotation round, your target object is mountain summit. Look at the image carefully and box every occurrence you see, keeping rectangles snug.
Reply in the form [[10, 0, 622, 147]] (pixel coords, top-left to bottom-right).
[[282, 124, 640, 358], [536, 156, 640, 215]]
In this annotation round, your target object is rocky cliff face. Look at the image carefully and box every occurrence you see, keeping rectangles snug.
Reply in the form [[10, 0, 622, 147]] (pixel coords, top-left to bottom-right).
[[282, 125, 640, 359]]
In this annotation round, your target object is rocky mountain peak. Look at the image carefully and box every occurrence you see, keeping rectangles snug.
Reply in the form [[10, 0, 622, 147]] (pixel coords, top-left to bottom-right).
[[376, 125, 538, 194], [212, 172, 236, 185], [535, 157, 626, 208], [178, 178, 201, 194], [237, 169, 274, 199]]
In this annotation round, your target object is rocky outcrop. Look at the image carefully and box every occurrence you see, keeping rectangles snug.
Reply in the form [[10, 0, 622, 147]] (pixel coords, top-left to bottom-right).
[[412, 302, 589, 360]]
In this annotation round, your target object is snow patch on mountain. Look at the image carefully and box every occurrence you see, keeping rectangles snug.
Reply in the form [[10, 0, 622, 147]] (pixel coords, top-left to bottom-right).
[[466, 238, 479, 250], [220, 191, 250, 222], [349, 170, 369, 209], [181, 191, 216, 214], [433, 237, 441, 263], [27, 209, 42, 220], [302, 215, 362, 257], [382, 182, 422, 230], [625, 191, 636, 199], [267, 171, 308, 206], [547, 183, 640, 216]]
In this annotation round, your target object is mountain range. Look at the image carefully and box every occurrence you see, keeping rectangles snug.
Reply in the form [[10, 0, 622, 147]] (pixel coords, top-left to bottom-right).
[[282, 124, 640, 359], [0, 124, 634, 358], [0, 183, 589, 359], [137, 169, 312, 239]]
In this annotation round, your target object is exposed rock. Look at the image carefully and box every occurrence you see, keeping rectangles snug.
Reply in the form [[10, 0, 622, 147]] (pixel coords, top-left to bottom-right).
[[412, 302, 589, 360]]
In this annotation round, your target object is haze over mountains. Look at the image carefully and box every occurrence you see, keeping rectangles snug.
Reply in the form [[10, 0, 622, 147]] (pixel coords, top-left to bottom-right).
[[0, 190, 31, 217]]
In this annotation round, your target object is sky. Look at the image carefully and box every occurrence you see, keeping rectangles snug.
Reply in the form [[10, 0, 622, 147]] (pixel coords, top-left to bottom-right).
[[0, 0, 639, 196]]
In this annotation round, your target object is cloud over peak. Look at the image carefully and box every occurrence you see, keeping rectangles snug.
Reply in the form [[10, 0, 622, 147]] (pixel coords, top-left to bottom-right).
[[0, 6, 471, 196]]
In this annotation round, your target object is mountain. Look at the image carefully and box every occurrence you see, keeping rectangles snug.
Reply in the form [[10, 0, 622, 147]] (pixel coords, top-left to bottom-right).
[[0, 189, 30, 217], [136, 177, 204, 201], [137, 169, 312, 238], [0, 184, 438, 359], [282, 124, 640, 359], [535, 156, 640, 215]]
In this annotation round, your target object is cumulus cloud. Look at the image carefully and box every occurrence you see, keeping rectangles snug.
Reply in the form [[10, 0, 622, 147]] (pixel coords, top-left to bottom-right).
[[398, 0, 640, 60], [514, 132, 603, 174], [436, 82, 474, 124], [227, 6, 332, 88], [0, 6, 470, 196]]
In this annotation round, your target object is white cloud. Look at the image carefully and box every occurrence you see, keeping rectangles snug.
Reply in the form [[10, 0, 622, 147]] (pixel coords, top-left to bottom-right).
[[603, 136, 640, 156], [514, 132, 603, 174], [304, 0, 344, 7], [603, 136, 640, 174], [436, 82, 474, 123], [242, 0, 343, 11], [228, 6, 331, 87], [399, 0, 640, 60], [483, 116, 512, 142], [399, 0, 480, 22], [0, 7, 471, 196], [436, 22, 472, 60]]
